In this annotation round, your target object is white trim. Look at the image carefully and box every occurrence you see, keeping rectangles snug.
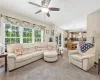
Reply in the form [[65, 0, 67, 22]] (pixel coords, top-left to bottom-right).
[[20, 27, 23, 43], [41, 30, 43, 42], [32, 29, 34, 43]]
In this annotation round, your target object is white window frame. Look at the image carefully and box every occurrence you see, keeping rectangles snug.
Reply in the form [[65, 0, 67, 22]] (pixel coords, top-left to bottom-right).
[[3, 23, 44, 52], [5, 24, 20, 44], [34, 28, 42, 43], [23, 27, 33, 43]]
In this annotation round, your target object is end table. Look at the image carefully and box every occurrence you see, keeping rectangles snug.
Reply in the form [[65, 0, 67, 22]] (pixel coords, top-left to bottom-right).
[[0, 53, 7, 72], [98, 56, 100, 74], [58, 47, 63, 58]]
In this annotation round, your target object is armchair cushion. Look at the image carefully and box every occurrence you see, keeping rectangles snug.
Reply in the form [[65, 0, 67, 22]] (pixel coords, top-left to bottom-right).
[[71, 54, 83, 62]]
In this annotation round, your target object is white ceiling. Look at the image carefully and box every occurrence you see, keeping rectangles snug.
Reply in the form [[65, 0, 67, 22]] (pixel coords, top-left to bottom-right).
[[0, 0, 100, 31]]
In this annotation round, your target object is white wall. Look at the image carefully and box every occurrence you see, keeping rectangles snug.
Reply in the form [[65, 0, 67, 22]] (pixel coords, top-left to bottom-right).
[[87, 9, 100, 63], [60, 16, 87, 31], [51, 26, 65, 47]]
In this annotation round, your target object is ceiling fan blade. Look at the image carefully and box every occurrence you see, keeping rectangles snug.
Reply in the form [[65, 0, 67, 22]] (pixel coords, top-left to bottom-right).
[[35, 10, 41, 14], [46, 12, 50, 17], [29, 2, 42, 7], [49, 7, 60, 11], [46, 0, 51, 5], [41, 0, 46, 5]]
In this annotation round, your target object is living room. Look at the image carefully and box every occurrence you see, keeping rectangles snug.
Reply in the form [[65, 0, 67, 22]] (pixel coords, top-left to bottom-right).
[[0, 0, 100, 80]]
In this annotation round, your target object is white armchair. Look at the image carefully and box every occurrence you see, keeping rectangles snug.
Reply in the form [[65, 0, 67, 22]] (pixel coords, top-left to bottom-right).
[[68, 47, 95, 71]]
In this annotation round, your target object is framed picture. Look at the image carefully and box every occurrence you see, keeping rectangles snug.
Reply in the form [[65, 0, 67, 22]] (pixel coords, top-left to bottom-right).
[[46, 30, 49, 34], [51, 30, 54, 36]]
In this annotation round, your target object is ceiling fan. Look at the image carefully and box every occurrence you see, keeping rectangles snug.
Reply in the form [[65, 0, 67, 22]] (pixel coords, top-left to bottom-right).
[[28, 0, 60, 17]]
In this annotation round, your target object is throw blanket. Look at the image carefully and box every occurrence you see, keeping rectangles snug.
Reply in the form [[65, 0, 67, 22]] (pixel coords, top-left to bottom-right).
[[79, 42, 93, 53]]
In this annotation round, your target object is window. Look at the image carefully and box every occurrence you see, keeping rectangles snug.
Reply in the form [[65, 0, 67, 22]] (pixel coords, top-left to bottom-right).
[[23, 28, 32, 43], [5, 24, 20, 45], [34, 29, 41, 42], [5, 24, 43, 44]]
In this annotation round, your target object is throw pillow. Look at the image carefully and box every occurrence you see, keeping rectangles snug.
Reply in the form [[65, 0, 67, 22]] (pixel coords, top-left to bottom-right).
[[78, 42, 94, 55], [15, 47, 23, 56], [79, 41, 85, 46], [35, 46, 41, 51], [48, 45, 53, 50]]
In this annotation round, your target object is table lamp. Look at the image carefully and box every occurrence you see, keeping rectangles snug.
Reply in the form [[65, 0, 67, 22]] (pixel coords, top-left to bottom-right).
[[89, 31, 98, 44], [0, 43, 3, 53]]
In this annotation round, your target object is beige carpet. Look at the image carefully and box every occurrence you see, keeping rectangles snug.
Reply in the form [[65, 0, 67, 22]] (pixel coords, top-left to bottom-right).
[[0, 53, 100, 80]]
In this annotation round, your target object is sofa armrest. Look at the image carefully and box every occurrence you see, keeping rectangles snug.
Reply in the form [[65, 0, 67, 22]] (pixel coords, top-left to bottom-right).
[[7, 53, 16, 71], [68, 50, 78, 54], [82, 54, 94, 59], [8, 53, 16, 59], [82, 54, 95, 71]]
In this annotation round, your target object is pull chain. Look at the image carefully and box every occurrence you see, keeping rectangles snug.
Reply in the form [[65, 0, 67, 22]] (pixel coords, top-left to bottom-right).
[[44, 13, 46, 21]]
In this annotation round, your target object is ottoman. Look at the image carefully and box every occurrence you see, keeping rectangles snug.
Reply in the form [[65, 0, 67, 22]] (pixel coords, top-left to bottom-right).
[[44, 51, 58, 62]]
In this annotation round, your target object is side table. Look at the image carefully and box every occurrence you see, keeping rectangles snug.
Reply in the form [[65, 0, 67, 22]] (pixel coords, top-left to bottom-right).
[[58, 47, 63, 58], [0, 53, 7, 72], [98, 56, 100, 74]]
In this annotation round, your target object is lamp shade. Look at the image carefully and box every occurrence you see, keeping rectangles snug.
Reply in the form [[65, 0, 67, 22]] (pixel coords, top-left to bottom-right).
[[89, 31, 98, 38], [0, 43, 3, 53], [0, 43, 3, 46]]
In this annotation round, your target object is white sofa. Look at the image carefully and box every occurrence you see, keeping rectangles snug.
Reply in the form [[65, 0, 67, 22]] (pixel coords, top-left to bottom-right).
[[68, 45, 95, 71], [7, 42, 58, 71]]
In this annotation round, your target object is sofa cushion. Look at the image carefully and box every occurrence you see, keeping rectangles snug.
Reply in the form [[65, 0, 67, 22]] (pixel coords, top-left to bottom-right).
[[22, 44, 36, 54], [35, 42, 48, 50], [71, 54, 83, 62], [42, 50, 50, 52], [32, 51, 43, 57], [16, 54, 34, 62]]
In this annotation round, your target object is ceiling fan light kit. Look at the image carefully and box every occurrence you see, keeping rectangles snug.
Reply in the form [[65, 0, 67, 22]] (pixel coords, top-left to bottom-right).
[[41, 7, 49, 13], [29, 0, 60, 17]]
